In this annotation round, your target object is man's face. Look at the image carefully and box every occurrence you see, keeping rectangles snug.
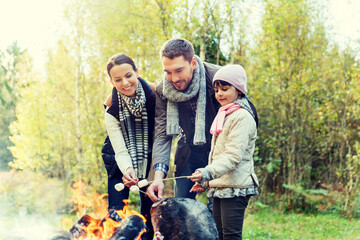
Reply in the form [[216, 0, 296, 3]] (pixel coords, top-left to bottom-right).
[[162, 55, 197, 91]]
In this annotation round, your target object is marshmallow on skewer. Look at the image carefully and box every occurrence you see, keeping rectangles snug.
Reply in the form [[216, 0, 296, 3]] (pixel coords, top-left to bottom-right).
[[130, 185, 140, 193], [138, 179, 149, 188], [114, 183, 125, 192]]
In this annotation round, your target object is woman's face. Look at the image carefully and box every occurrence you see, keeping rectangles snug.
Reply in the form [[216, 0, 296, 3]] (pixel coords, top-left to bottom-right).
[[110, 63, 139, 97], [214, 84, 239, 106]]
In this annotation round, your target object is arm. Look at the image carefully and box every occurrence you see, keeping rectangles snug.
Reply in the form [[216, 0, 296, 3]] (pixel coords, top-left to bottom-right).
[[147, 83, 172, 202], [105, 111, 138, 186], [206, 110, 256, 179], [151, 83, 172, 173]]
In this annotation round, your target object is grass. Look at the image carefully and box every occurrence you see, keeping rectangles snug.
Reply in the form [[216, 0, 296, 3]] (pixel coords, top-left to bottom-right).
[[243, 207, 360, 240]]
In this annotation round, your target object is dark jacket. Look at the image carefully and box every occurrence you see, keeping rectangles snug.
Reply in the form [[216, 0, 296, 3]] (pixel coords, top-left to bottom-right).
[[152, 62, 221, 175], [101, 78, 156, 178]]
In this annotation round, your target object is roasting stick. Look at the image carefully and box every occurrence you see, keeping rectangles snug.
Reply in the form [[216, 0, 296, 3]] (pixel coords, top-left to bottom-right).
[[116, 176, 192, 191], [137, 176, 191, 188], [114, 183, 147, 194]]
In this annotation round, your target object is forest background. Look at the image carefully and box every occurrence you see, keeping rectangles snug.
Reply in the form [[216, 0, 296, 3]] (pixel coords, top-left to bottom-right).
[[0, 0, 359, 238]]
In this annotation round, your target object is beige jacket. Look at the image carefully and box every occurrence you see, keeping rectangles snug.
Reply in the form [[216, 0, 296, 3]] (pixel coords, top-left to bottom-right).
[[206, 108, 259, 188]]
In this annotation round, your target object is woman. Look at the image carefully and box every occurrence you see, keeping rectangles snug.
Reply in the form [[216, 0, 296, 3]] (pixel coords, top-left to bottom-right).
[[101, 54, 155, 239]]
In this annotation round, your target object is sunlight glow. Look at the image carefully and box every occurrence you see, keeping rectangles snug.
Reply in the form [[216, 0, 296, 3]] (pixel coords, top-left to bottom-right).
[[0, 0, 359, 69]]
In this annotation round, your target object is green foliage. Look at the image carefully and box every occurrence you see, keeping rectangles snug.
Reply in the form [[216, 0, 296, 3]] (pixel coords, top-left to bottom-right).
[[3, 0, 360, 219], [248, 0, 360, 217], [244, 208, 360, 239], [0, 42, 23, 170]]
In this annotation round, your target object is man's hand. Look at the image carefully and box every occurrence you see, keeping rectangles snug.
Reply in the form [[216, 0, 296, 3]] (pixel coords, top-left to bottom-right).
[[187, 170, 203, 182], [122, 167, 138, 188], [146, 170, 165, 202]]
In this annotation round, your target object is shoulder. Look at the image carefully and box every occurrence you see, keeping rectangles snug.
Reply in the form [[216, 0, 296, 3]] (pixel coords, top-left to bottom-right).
[[227, 108, 256, 129], [155, 80, 164, 95], [231, 108, 253, 120], [203, 62, 221, 78], [104, 94, 112, 108], [139, 78, 157, 97], [147, 81, 156, 95]]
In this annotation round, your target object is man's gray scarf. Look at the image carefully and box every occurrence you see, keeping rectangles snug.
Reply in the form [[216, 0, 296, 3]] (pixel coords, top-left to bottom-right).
[[117, 81, 148, 178], [163, 56, 207, 145]]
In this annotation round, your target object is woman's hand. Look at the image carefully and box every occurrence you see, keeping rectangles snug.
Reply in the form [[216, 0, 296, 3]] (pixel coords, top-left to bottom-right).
[[122, 167, 138, 187], [187, 170, 203, 182]]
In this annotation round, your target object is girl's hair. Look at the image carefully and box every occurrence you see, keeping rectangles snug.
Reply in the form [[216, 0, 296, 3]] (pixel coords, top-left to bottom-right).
[[107, 54, 137, 77], [214, 80, 245, 98], [214, 79, 259, 127]]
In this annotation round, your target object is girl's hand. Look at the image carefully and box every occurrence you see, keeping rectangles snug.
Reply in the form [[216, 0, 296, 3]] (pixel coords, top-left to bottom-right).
[[190, 182, 205, 193], [187, 170, 203, 182], [122, 167, 138, 187]]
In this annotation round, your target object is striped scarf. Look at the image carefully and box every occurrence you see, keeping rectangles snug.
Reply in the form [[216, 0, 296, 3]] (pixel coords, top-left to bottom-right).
[[117, 80, 148, 178]]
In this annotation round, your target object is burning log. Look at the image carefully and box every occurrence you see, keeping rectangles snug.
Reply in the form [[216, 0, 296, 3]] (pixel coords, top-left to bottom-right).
[[150, 197, 219, 240], [69, 215, 102, 239], [67, 201, 148, 240], [109, 215, 147, 240]]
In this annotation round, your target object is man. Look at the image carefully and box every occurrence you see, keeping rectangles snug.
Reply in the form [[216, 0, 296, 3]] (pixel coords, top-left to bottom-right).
[[147, 38, 221, 202]]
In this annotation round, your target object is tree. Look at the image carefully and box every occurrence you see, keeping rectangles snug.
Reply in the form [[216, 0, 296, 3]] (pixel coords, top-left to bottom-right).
[[0, 42, 23, 170], [249, 0, 360, 213]]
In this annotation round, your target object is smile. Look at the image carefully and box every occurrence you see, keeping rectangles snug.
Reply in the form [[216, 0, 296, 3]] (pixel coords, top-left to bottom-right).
[[123, 85, 133, 91]]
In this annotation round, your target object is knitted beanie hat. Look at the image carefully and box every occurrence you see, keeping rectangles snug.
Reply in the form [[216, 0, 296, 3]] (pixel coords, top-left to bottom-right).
[[213, 64, 247, 94]]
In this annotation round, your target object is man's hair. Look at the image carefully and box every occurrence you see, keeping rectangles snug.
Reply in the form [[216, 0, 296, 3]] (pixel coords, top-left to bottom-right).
[[160, 38, 194, 63]]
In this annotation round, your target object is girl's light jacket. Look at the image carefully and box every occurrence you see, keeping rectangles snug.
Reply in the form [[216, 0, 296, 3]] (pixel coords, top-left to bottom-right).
[[205, 108, 259, 188]]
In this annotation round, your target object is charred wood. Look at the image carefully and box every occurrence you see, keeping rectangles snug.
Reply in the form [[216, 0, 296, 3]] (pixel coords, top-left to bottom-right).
[[151, 197, 219, 240], [109, 215, 147, 240]]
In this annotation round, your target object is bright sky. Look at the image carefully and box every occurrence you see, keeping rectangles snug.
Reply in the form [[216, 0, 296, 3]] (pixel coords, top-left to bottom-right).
[[0, 0, 359, 71], [0, 0, 66, 70]]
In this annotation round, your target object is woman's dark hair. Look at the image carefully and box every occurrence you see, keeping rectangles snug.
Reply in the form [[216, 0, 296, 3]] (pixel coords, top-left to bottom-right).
[[214, 80, 259, 127], [160, 38, 194, 63], [107, 54, 137, 77]]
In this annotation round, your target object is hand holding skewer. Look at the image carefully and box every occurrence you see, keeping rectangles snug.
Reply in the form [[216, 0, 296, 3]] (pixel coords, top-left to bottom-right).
[[115, 176, 191, 194]]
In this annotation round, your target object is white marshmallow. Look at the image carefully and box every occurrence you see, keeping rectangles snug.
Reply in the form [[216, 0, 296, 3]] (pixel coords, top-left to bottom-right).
[[130, 185, 139, 193], [138, 179, 149, 188], [114, 183, 125, 191]]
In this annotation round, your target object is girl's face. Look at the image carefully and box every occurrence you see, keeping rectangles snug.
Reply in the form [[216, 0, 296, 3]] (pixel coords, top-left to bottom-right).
[[214, 84, 240, 106], [109, 63, 139, 97]]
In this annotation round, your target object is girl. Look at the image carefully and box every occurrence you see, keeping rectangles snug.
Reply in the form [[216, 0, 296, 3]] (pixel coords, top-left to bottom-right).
[[101, 54, 155, 239], [188, 64, 259, 240]]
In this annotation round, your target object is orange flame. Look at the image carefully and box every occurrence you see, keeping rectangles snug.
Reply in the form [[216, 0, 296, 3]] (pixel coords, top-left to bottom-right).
[[65, 180, 146, 240], [73, 200, 147, 240]]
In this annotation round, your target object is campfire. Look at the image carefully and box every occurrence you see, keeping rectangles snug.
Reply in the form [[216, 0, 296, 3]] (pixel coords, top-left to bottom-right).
[[55, 181, 218, 240], [68, 200, 147, 240], [56, 180, 148, 240]]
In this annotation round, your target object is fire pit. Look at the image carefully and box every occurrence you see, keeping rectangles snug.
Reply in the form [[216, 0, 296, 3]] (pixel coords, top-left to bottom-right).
[[54, 200, 148, 240]]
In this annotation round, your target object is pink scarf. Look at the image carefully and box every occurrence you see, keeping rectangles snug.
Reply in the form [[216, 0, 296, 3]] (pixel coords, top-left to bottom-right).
[[210, 103, 241, 136]]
